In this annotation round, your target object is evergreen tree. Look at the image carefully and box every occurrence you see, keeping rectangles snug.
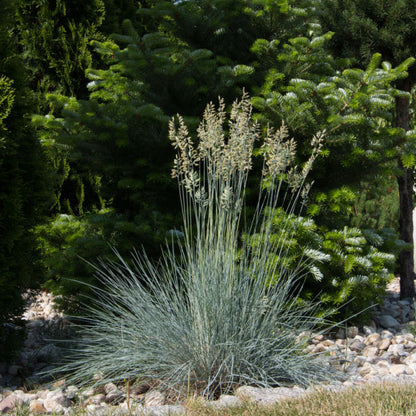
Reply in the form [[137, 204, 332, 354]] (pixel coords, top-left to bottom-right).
[[34, 0, 413, 318], [15, 0, 107, 217], [0, 0, 51, 358], [317, 0, 416, 299]]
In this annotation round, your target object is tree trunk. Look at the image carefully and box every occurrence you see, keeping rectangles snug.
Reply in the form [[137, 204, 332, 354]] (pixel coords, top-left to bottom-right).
[[396, 79, 415, 300]]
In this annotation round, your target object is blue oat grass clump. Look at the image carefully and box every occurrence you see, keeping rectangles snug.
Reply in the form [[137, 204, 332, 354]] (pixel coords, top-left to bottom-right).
[[56, 94, 340, 400]]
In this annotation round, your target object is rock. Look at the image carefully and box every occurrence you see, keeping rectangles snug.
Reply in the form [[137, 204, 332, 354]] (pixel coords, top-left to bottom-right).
[[347, 327, 359, 338], [362, 346, 378, 357], [364, 333, 380, 345], [335, 328, 346, 339], [388, 344, 407, 356], [357, 364, 372, 377], [131, 382, 152, 395], [65, 385, 79, 400], [321, 339, 335, 347], [349, 339, 366, 352], [29, 400, 47, 414], [362, 326, 376, 336], [211, 394, 242, 408], [311, 344, 326, 353], [104, 383, 118, 394], [143, 404, 186, 415], [378, 337, 391, 350], [43, 398, 65, 413], [377, 315, 400, 329], [85, 404, 108, 415], [105, 390, 125, 404], [47, 390, 68, 407], [81, 388, 96, 398], [144, 391, 165, 407], [311, 334, 325, 344], [235, 386, 308, 405], [0, 395, 21, 413], [85, 394, 106, 405], [389, 364, 414, 376]]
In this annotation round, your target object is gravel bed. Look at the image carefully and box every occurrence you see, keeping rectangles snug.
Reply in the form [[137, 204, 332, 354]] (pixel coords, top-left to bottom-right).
[[1, 277, 416, 414]]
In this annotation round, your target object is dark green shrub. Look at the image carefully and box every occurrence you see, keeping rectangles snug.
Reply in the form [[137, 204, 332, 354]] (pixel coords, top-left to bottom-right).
[[0, 0, 52, 359], [35, 209, 173, 314]]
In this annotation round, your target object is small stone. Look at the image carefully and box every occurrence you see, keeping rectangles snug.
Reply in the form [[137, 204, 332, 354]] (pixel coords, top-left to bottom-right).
[[43, 398, 64, 413], [398, 299, 413, 307], [381, 330, 394, 339], [362, 326, 376, 336], [376, 359, 390, 368], [349, 339, 366, 352], [144, 391, 165, 407], [311, 334, 325, 344], [312, 343, 326, 353], [401, 333, 415, 342], [211, 395, 242, 408], [82, 388, 95, 398], [335, 328, 346, 339], [353, 356, 367, 366], [364, 333, 380, 345], [47, 391, 68, 406], [389, 364, 414, 376], [105, 390, 124, 404], [29, 400, 47, 414], [0, 395, 21, 413], [378, 315, 400, 329], [131, 382, 152, 395], [86, 394, 106, 405], [65, 385, 79, 400], [378, 337, 391, 350], [362, 346, 378, 357], [35, 390, 49, 400], [53, 379, 66, 388], [86, 404, 106, 414], [357, 365, 372, 377], [405, 341, 416, 351], [347, 327, 359, 338], [37, 344, 60, 362], [104, 383, 118, 395], [388, 343, 407, 356]]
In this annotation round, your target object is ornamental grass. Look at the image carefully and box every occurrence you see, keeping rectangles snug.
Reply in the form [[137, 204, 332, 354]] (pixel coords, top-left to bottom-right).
[[55, 94, 340, 400]]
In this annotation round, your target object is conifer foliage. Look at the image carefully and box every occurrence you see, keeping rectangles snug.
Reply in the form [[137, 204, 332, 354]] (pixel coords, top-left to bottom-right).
[[317, 0, 416, 299], [0, 0, 51, 357]]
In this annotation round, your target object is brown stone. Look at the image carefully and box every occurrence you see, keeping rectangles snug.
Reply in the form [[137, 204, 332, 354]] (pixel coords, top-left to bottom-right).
[[29, 400, 47, 414], [312, 343, 326, 353], [52, 379, 66, 388], [0, 395, 21, 414], [311, 334, 325, 344], [377, 337, 391, 350], [357, 365, 372, 377], [362, 346, 378, 357], [364, 333, 380, 345]]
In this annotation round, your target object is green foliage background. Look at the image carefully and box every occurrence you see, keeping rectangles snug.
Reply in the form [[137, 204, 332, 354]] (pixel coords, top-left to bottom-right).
[[1, 0, 415, 352]]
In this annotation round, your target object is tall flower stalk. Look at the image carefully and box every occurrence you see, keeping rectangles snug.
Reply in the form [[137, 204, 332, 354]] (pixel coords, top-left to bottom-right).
[[55, 94, 338, 400]]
